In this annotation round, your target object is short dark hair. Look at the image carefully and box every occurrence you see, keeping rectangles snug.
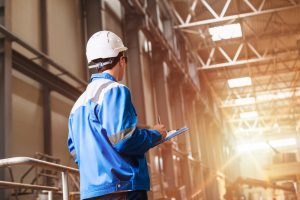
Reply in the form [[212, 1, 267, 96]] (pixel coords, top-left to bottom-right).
[[89, 51, 125, 73]]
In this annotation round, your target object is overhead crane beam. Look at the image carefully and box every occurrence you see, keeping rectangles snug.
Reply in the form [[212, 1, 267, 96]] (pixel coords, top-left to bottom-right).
[[215, 79, 300, 97], [198, 48, 298, 70], [227, 113, 300, 123], [195, 27, 300, 51], [174, 2, 300, 29], [221, 95, 300, 108]]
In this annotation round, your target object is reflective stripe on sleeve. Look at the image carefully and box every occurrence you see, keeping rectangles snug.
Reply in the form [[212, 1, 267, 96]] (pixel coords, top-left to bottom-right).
[[108, 127, 136, 145], [70, 150, 77, 160]]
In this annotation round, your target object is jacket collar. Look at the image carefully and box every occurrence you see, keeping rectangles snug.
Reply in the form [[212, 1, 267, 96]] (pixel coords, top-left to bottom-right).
[[90, 73, 117, 82]]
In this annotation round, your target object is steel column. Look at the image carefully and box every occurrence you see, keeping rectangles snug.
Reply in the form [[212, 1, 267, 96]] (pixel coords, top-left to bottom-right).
[[0, 0, 11, 199], [81, 0, 104, 80], [151, 46, 176, 196], [81, 0, 102, 39], [40, 0, 52, 157], [161, 143, 176, 195], [0, 44, 6, 199], [123, 8, 147, 123], [177, 85, 193, 197], [151, 48, 171, 128]]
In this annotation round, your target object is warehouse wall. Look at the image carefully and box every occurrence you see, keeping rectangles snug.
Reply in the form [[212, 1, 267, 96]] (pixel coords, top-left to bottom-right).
[[51, 92, 74, 166], [11, 0, 41, 57], [8, 0, 84, 170], [47, 0, 84, 81], [10, 71, 44, 156]]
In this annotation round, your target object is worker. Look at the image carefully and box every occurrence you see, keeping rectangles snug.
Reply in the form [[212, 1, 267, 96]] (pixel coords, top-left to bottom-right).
[[67, 31, 167, 200]]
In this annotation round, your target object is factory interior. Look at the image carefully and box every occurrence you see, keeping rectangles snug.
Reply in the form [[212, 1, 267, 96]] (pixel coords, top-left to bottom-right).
[[0, 0, 300, 199]]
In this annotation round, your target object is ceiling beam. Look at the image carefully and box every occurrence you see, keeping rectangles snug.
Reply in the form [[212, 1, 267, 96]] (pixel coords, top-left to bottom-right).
[[207, 58, 300, 82], [216, 83, 300, 99], [174, 4, 300, 29], [233, 125, 297, 135], [198, 49, 298, 70], [227, 113, 300, 123], [225, 110, 300, 123], [190, 12, 300, 51], [222, 95, 300, 108]]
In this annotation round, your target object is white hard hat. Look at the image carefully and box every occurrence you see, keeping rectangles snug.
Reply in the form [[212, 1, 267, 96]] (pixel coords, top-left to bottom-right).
[[86, 31, 128, 64]]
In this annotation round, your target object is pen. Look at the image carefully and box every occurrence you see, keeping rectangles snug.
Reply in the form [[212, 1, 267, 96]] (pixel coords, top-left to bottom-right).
[[157, 115, 168, 137]]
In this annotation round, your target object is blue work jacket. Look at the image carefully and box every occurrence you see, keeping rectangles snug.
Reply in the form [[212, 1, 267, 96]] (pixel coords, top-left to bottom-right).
[[68, 73, 162, 199]]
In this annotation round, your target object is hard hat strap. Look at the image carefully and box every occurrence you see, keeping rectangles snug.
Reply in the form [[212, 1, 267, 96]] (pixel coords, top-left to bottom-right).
[[88, 51, 125, 71], [88, 59, 113, 69], [98, 60, 113, 67]]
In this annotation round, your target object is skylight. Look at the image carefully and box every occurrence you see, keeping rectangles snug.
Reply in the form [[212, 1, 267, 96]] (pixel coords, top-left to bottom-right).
[[209, 23, 242, 41], [240, 111, 258, 119], [228, 77, 252, 88], [234, 97, 255, 105]]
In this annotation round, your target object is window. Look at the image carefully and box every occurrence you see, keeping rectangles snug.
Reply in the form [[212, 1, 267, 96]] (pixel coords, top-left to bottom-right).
[[209, 23, 242, 41], [240, 111, 258, 119], [228, 77, 252, 88]]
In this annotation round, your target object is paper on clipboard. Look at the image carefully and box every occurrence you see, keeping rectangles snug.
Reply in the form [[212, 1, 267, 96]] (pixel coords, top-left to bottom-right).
[[152, 127, 189, 147]]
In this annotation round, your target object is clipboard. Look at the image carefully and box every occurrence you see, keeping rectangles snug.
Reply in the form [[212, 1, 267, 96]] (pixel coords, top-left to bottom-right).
[[152, 127, 189, 147]]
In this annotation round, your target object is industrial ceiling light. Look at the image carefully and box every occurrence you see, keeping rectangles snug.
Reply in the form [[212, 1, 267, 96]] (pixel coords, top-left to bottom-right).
[[234, 97, 256, 105], [209, 23, 242, 41], [228, 77, 252, 88], [240, 111, 258, 119]]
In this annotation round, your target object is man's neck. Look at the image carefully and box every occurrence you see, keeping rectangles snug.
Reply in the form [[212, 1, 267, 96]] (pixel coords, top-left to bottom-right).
[[104, 68, 118, 81]]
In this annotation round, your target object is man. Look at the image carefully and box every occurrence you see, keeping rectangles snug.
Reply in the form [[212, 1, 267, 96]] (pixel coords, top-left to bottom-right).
[[68, 31, 167, 200]]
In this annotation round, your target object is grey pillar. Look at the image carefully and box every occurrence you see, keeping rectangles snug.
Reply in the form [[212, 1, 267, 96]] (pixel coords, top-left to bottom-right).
[[161, 143, 176, 196], [179, 85, 189, 150], [81, 0, 103, 79], [195, 102, 208, 200], [168, 73, 186, 150], [123, 9, 147, 124], [151, 47, 171, 128], [0, 0, 11, 199], [180, 86, 200, 198], [151, 48, 178, 198], [82, 0, 103, 39], [40, 0, 52, 156], [192, 100, 202, 160]]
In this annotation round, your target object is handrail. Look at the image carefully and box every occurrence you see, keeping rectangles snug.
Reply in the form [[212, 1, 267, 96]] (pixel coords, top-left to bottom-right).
[[0, 157, 78, 174], [0, 24, 87, 87], [0, 180, 59, 191], [0, 157, 79, 200]]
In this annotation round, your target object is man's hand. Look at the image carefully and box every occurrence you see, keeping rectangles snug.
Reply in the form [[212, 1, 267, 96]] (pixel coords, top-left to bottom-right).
[[153, 124, 167, 139]]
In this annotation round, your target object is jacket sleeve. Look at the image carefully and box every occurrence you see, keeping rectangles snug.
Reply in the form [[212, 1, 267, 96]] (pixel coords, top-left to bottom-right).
[[67, 117, 78, 164], [98, 85, 162, 155]]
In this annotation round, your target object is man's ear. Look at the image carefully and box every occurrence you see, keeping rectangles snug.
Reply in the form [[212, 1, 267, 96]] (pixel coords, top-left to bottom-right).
[[120, 57, 126, 66]]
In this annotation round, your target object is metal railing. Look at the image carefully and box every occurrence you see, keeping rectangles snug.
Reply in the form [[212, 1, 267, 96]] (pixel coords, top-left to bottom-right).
[[0, 157, 79, 200], [17, 152, 61, 191]]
